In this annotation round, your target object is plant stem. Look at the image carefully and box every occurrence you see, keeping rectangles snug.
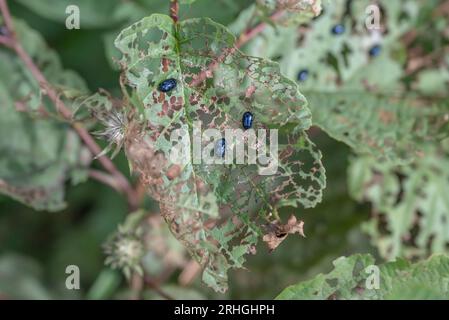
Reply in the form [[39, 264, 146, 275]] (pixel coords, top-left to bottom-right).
[[235, 10, 285, 48], [0, 34, 12, 47], [0, 0, 14, 34], [129, 272, 144, 300], [0, 0, 140, 210], [169, 0, 179, 23], [145, 276, 174, 300], [89, 170, 125, 195]]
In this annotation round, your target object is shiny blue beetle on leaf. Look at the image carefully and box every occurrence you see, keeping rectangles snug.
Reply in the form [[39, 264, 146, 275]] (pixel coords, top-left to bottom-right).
[[242, 111, 254, 130], [158, 78, 177, 93], [369, 45, 382, 57], [297, 69, 309, 82], [331, 24, 345, 35]]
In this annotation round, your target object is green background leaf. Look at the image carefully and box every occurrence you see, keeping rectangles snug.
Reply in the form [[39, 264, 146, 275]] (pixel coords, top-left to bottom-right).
[[0, 19, 90, 211], [277, 254, 449, 300]]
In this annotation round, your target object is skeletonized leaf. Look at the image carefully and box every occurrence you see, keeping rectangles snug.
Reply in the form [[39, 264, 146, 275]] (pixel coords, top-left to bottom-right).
[[111, 14, 325, 292], [239, 0, 449, 163], [349, 139, 449, 260]]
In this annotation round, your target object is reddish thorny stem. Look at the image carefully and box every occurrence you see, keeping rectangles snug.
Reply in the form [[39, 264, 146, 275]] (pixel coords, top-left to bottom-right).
[[169, 0, 179, 23]]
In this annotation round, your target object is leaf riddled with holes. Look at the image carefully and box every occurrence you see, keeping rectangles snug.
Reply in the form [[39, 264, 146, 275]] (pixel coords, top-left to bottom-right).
[[292, 0, 448, 163], [239, 0, 449, 163], [112, 14, 326, 292], [348, 139, 449, 260]]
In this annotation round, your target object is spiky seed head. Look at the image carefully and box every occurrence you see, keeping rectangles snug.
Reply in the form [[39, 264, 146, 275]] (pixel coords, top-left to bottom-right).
[[103, 227, 144, 278]]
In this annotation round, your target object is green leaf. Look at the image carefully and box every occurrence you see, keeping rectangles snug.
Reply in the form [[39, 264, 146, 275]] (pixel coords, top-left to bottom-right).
[[348, 139, 449, 260], [306, 91, 447, 162], [238, 0, 449, 163], [0, 253, 52, 299], [110, 14, 326, 292], [16, 0, 125, 28], [415, 68, 449, 96], [276, 254, 449, 300], [0, 20, 90, 211]]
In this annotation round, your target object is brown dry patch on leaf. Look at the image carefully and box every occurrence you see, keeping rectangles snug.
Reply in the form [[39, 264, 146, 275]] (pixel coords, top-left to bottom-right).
[[262, 214, 305, 252], [0, 180, 44, 201], [125, 124, 165, 177]]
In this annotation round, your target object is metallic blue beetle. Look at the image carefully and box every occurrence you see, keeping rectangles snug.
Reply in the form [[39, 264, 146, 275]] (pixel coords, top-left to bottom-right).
[[297, 69, 309, 82], [369, 45, 382, 57], [331, 24, 345, 35], [242, 111, 254, 130], [158, 78, 177, 93]]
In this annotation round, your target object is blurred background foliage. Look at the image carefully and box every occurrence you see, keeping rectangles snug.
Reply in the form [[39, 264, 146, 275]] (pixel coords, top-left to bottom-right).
[[0, 0, 448, 299]]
